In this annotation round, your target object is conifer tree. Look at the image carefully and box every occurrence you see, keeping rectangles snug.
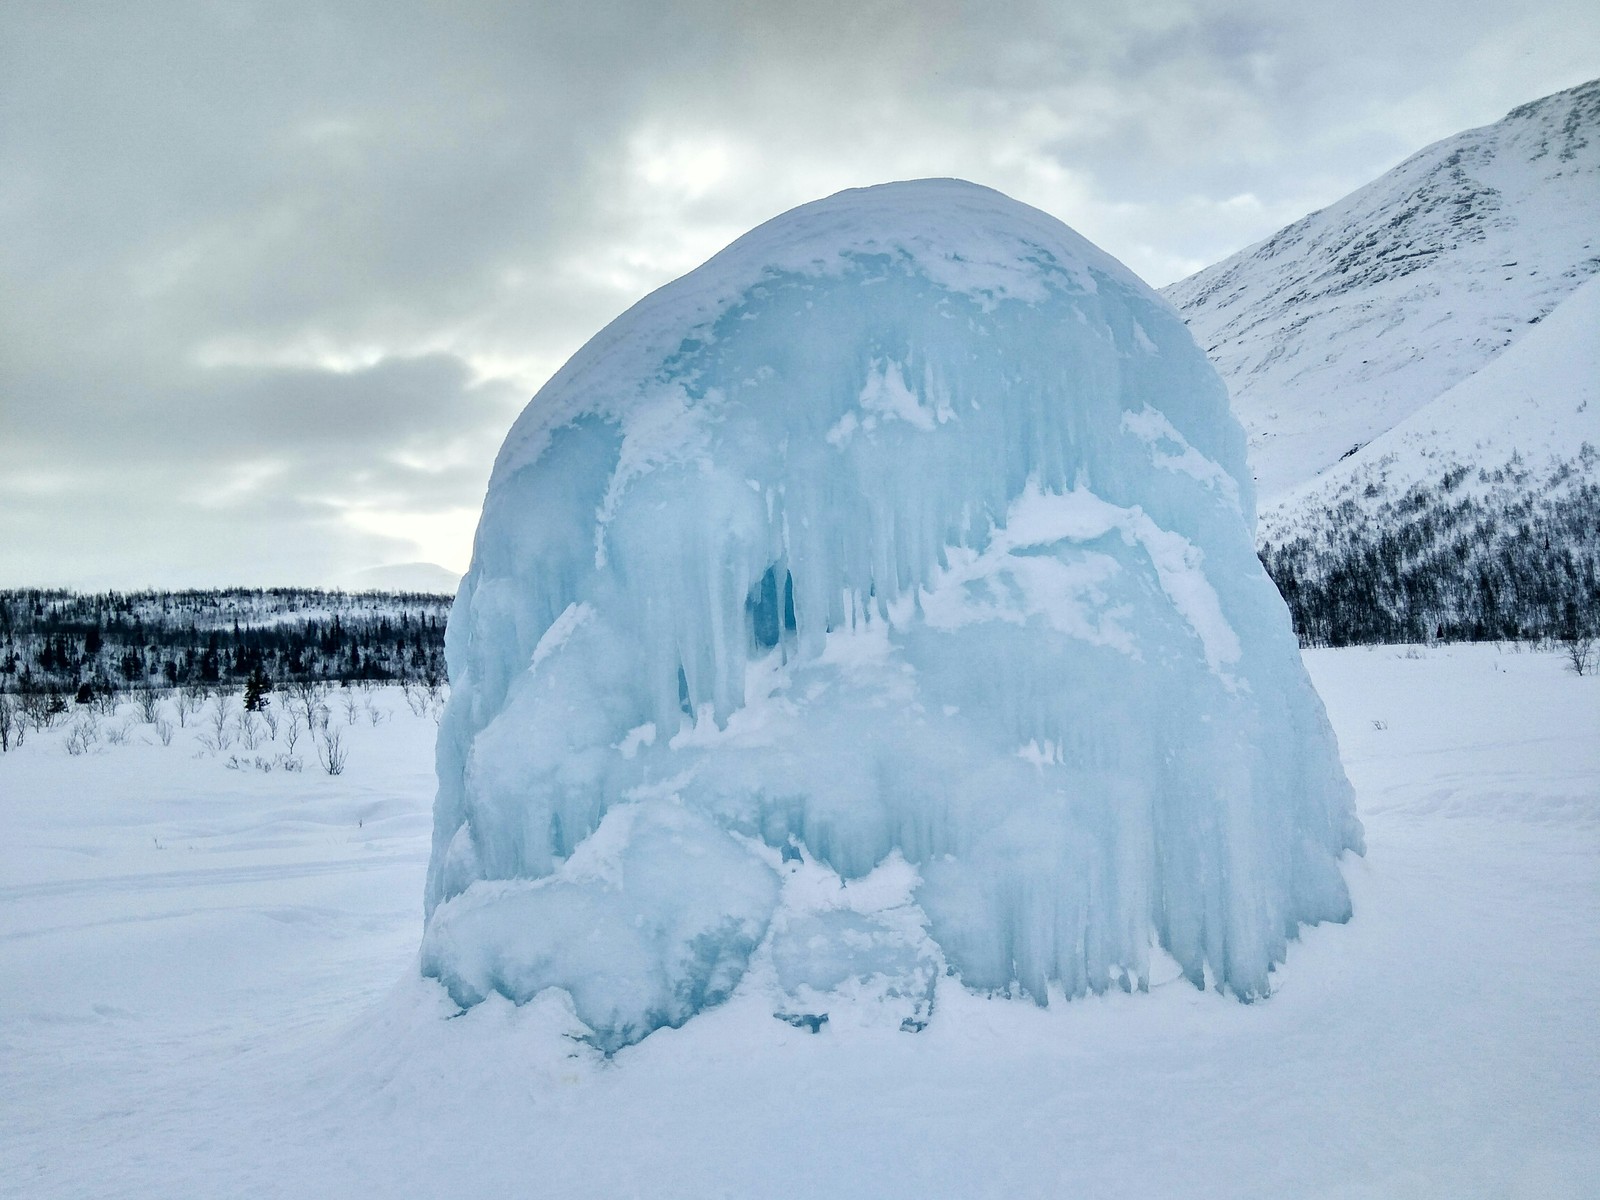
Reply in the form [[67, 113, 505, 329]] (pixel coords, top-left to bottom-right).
[[244, 665, 273, 711]]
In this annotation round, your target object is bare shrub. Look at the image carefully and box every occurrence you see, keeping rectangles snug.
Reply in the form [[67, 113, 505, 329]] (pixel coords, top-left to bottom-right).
[[24, 689, 67, 731], [205, 695, 235, 752], [175, 686, 205, 727], [282, 719, 301, 755], [316, 727, 348, 776], [0, 695, 16, 752], [135, 689, 162, 723], [286, 681, 329, 735], [340, 688, 360, 726], [1563, 634, 1595, 676], [64, 713, 99, 756], [239, 710, 262, 751]]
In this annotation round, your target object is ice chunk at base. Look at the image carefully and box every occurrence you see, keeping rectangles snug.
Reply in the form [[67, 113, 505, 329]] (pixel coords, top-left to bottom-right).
[[422, 178, 1364, 1050], [760, 849, 940, 1034], [421, 803, 779, 1053]]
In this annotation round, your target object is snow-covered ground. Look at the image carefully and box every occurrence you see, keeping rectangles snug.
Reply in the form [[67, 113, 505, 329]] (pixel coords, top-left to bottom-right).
[[2, 650, 1596, 1199]]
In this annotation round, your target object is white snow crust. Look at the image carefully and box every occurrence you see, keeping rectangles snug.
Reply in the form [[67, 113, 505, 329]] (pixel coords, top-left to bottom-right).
[[3, 652, 1597, 1198], [425, 178, 1363, 1049]]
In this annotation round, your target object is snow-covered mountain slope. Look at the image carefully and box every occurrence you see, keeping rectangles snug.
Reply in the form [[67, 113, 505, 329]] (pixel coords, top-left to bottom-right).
[[1254, 274, 1599, 645], [1262, 272, 1600, 541], [1164, 78, 1599, 503]]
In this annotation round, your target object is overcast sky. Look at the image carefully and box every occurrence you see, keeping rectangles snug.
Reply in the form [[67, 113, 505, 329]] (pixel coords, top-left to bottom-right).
[[3, 1, 1595, 590]]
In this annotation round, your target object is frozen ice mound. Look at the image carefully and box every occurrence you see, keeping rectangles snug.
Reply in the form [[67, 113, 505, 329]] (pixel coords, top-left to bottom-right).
[[423, 178, 1364, 1050]]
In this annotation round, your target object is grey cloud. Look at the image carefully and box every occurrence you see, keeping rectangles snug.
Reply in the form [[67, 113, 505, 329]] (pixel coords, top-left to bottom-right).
[[0, 469, 419, 591], [3, 353, 514, 464], [2, 0, 1596, 586], [1, 352, 513, 584]]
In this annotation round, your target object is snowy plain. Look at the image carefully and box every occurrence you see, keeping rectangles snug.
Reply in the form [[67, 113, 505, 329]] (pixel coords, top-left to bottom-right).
[[2, 648, 1596, 1199]]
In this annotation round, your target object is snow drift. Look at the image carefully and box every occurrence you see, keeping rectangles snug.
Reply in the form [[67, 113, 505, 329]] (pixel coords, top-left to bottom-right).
[[421, 179, 1363, 1050]]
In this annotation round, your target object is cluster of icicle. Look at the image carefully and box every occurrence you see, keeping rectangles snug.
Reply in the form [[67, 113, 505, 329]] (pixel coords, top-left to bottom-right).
[[419, 180, 1364, 1052]]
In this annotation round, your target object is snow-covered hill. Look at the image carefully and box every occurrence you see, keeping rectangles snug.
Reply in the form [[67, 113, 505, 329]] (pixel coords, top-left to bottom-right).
[[1256, 276, 1599, 644], [1262, 272, 1599, 541], [1, 588, 451, 696], [1164, 79, 1599, 504]]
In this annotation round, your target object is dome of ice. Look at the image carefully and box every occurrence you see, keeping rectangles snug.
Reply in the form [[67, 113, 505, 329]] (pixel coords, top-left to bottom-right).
[[421, 178, 1364, 1051]]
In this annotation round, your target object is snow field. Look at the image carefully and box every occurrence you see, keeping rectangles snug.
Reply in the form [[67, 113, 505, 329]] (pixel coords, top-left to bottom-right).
[[2, 647, 1596, 1199]]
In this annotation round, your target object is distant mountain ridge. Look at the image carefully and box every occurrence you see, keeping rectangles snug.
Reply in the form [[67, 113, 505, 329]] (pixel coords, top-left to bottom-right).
[[1164, 79, 1599, 645], [1164, 78, 1599, 503]]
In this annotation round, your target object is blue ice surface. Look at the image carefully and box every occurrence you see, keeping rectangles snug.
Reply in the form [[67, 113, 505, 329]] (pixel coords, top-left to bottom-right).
[[420, 179, 1364, 1051]]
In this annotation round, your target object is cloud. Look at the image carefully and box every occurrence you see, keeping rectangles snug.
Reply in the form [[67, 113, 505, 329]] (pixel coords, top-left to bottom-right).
[[1, 0, 1596, 586], [0, 353, 515, 584]]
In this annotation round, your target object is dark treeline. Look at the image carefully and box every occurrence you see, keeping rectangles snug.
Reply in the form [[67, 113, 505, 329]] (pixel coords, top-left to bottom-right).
[[0, 588, 451, 699], [1261, 467, 1599, 647]]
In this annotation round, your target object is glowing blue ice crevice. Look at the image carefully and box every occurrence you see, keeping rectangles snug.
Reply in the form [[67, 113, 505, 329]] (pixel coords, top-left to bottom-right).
[[420, 179, 1364, 1051]]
